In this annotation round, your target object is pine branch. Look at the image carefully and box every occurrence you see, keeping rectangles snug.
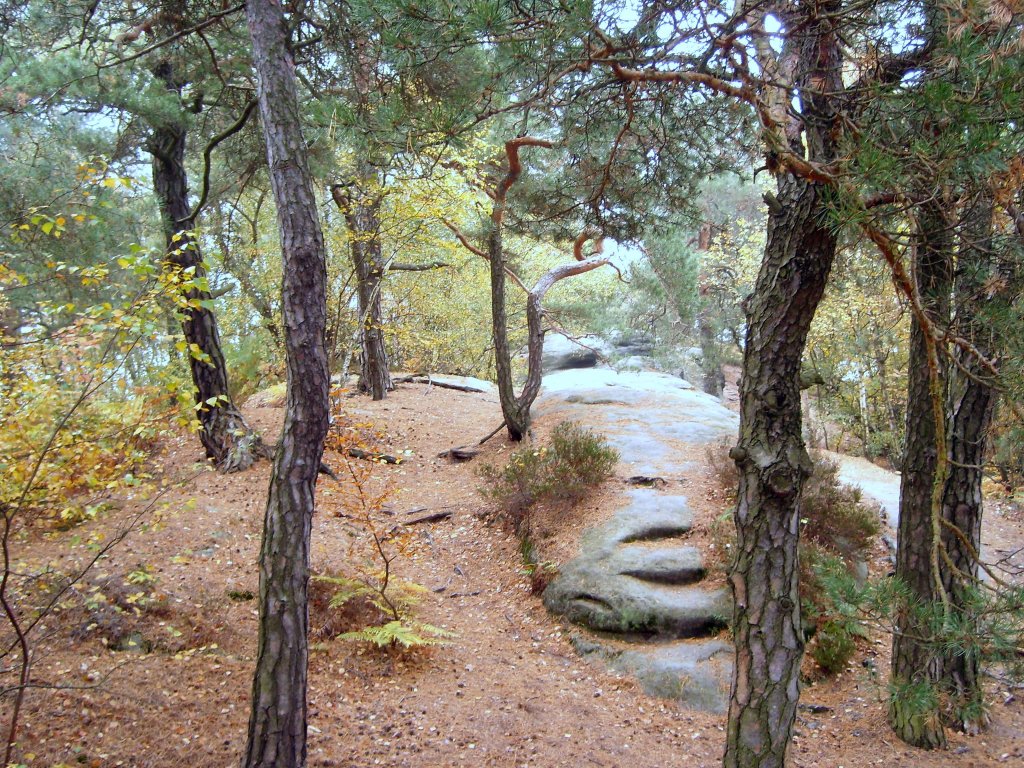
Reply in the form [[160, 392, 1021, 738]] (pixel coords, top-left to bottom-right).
[[99, 4, 245, 70]]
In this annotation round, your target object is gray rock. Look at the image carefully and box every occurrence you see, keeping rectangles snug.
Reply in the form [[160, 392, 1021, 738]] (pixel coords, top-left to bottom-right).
[[609, 332, 656, 357], [599, 490, 694, 547], [541, 334, 608, 373], [617, 355, 652, 371], [532, 361, 742, 713], [546, 578, 729, 637], [545, 489, 729, 638], [609, 545, 707, 585], [536, 371, 737, 476], [573, 636, 734, 714], [826, 450, 900, 527]]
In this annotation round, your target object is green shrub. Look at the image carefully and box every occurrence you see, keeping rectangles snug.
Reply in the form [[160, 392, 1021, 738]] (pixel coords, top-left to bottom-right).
[[811, 618, 858, 673], [805, 553, 865, 673], [479, 421, 619, 527]]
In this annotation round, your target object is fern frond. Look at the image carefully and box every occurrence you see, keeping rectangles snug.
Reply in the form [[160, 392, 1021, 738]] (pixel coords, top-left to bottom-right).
[[339, 620, 455, 648]]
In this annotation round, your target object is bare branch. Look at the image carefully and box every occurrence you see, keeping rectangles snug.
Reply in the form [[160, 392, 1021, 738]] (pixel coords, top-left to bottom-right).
[[441, 219, 528, 292], [184, 98, 257, 223], [532, 255, 612, 301], [387, 261, 450, 272], [493, 137, 555, 226]]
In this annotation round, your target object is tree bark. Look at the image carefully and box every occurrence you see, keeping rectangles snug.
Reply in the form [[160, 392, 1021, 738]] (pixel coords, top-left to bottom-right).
[[331, 182, 393, 400], [488, 219, 530, 440], [242, 0, 330, 765], [488, 220, 609, 441], [889, 197, 953, 750], [939, 195, 997, 732], [149, 62, 266, 472], [724, 1, 842, 764], [725, 174, 836, 768], [481, 139, 609, 441]]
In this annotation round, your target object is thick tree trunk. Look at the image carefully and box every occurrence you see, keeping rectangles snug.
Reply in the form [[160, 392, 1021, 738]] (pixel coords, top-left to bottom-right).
[[242, 1, 330, 765], [940, 353, 994, 726], [724, 174, 836, 768], [149, 63, 266, 472], [939, 196, 997, 732], [724, 0, 842, 764], [331, 183, 392, 400], [889, 198, 953, 749]]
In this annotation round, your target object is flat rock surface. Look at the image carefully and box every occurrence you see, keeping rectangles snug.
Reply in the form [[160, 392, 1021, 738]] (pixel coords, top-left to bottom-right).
[[536, 369, 738, 477], [826, 450, 901, 527], [573, 637, 734, 714]]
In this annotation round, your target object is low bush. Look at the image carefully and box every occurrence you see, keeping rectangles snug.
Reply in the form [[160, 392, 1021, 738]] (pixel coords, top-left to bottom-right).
[[800, 456, 881, 559], [479, 421, 619, 529], [707, 443, 880, 559]]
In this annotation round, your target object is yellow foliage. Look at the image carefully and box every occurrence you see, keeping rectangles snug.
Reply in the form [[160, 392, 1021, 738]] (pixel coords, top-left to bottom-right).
[[1, 215, 204, 528]]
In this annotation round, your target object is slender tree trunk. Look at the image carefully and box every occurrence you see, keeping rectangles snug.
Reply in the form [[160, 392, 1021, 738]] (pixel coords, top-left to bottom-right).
[[331, 183, 392, 400], [939, 195, 997, 732], [242, 0, 330, 764], [484, 154, 608, 442], [889, 198, 953, 750], [724, 1, 842, 764], [149, 63, 266, 472], [488, 222, 530, 440], [698, 308, 725, 397]]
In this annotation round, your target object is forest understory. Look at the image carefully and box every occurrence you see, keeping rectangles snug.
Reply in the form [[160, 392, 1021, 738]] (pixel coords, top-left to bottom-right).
[[6, 382, 1023, 768]]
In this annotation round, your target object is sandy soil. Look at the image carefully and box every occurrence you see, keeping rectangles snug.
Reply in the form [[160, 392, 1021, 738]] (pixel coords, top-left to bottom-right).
[[4, 381, 1023, 767]]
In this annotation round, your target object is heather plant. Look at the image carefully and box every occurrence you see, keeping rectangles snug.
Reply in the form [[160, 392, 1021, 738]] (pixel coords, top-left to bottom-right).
[[479, 420, 619, 529]]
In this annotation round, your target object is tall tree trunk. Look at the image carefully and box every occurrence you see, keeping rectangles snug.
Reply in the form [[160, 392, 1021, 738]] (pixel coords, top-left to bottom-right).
[[149, 63, 266, 472], [242, 1, 330, 765], [488, 219, 531, 440], [331, 182, 392, 400], [724, 1, 842, 764], [725, 175, 837, 768], [939, 195, 997, 732], [889, 197, 953, 749]]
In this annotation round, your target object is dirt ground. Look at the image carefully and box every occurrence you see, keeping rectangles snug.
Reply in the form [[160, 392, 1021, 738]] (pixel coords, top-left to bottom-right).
[[5, 381, 1024, 767]]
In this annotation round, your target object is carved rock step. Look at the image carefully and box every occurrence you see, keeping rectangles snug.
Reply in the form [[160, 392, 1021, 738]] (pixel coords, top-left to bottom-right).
[[583, 490, 694, 552], [546, 580, 730, 638], [572, 636, 734, 715], [610, 545, 707, 585]]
